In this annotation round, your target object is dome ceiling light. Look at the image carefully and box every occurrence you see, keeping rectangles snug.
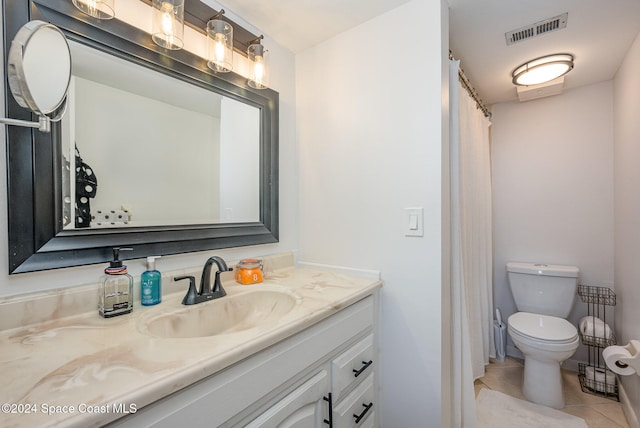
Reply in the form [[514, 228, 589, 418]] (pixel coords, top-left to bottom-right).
[[512, 54, 574, 86]]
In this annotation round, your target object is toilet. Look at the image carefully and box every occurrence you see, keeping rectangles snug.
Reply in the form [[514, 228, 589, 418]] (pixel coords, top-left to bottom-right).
[[506, 262, 580, 409]]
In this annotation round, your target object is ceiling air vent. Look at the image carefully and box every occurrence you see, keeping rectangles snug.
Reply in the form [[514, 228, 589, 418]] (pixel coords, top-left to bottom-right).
[[505, 13, 568, 46]]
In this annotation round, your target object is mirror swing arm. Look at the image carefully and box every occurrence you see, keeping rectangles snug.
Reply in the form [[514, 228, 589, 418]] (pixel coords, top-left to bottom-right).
[[3, 0, 279, 274], [0, 115, 52, 132]]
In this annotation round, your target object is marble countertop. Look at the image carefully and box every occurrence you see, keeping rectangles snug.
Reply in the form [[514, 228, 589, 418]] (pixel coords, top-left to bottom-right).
[[0, 263, 381, 427]]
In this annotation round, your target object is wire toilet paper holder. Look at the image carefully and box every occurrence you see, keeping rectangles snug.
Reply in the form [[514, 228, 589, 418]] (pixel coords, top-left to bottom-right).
[[577, 284, 619, 400]]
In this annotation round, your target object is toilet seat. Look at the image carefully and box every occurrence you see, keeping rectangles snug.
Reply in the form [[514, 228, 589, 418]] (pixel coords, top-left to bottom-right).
[[508, 312, 578, 342], [508, 312, 579, 353]]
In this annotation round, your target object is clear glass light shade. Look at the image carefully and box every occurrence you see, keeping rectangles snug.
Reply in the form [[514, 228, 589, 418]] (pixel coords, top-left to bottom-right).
[[72, 0, 115, 20], [247, 43, 269, 89], [151, 0, 184, 50], [206, 20, 233, 73], [512, 54, 574, 86]]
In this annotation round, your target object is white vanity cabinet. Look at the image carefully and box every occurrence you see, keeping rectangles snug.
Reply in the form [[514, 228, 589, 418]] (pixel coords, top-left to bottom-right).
[[107, 294, 377, 428]]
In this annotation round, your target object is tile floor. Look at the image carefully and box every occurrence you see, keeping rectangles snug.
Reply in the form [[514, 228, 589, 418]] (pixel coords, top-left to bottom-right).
[[475, 357, 630, 428]]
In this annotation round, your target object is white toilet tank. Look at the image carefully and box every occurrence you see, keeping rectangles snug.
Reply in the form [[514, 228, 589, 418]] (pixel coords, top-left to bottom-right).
[[507, 262, 579, 318]]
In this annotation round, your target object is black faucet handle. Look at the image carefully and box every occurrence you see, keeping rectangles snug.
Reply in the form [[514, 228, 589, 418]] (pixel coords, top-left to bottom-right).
[[174, 275, 198, 305]]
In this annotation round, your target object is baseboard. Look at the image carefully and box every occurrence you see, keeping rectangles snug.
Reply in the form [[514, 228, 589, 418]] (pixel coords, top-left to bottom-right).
[[619, 381, 640, 428]]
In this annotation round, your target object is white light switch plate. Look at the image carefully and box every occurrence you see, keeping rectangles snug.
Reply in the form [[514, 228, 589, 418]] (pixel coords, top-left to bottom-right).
[[404, 207, 424, 237]]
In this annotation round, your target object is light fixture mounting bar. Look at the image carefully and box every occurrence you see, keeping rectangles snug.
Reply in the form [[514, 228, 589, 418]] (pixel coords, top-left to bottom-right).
[[209, 9, 225, 21], [247, 35, 264, 46], [138, 0, 260, 56], [183, 0, 260, 57]]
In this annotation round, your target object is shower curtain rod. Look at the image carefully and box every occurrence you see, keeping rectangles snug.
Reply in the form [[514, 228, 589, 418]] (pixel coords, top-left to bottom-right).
[[449, 51, 492, 119]]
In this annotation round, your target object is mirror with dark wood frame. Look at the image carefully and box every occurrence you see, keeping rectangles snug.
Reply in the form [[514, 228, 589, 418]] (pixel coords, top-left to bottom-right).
[[3, 0, 279, 274]]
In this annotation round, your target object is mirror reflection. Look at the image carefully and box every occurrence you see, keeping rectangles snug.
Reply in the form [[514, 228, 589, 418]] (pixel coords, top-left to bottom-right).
[[61, 41, 260, 229]]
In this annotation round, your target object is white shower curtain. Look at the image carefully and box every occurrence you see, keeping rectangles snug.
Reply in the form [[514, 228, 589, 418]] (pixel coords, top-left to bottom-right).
[[449, 60, 494, 427]]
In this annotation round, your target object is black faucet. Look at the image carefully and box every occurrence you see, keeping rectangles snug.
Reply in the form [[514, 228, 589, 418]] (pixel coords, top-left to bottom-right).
[[174, 256, 233, 305]]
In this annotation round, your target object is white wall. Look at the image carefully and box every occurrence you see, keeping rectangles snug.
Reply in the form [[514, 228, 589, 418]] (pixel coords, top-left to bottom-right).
[[614, 30, 640, 420], [219, 97, 260, 222], [0, 2, 297, 296], [295, 0, 448, 425], [491, 82, 615, 360], [1, 0, 450, 424]]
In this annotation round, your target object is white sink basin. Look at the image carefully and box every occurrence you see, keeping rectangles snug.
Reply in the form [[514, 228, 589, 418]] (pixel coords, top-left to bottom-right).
[[141, 289, 299, 339]]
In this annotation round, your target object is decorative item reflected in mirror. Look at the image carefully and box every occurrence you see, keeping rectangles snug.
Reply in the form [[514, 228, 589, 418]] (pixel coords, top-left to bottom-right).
[[4, 0, 278, 273]]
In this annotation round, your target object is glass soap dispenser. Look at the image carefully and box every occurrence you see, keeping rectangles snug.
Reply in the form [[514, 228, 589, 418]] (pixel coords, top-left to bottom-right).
[[99, 247, 134, 318]]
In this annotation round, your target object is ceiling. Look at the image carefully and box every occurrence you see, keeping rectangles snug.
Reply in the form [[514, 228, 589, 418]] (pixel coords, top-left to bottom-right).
[[213, 0, 412, 54], [213, 0, 640, 106], [449, 0, 640, 105]]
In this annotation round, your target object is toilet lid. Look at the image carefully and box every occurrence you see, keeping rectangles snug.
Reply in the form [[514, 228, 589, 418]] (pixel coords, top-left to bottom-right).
[[508, 312, 577, 342]]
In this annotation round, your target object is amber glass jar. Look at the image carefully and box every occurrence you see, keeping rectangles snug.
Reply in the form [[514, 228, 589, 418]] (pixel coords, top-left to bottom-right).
[[235, 258, 264, 285]]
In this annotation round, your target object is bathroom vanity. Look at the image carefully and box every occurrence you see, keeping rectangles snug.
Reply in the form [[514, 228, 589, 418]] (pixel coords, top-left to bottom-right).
[[0, 257, 381, 427], [110, 293, 376, 427]]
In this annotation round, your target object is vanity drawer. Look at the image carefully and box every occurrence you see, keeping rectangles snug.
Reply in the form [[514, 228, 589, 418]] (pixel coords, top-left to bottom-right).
[[333, 374, 375, 428], [332, 334, 374, 401]]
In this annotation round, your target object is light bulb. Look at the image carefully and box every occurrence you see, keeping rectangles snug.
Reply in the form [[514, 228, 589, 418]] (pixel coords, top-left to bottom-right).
[[161, 2, 175, 36], [253, 56, 264, 85], [85, 0, 98, 16], [214, 33, 226, 63]]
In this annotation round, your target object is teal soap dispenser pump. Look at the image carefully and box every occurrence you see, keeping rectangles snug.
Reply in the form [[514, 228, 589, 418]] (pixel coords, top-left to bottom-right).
[[99, 247, 134, 318], [141, 256, 162, 306]]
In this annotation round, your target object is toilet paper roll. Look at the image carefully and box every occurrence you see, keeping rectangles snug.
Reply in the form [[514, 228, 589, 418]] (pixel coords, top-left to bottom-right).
[[584, 366, 616, 393], [604, 346, 637, 375], [579, 316, 612, 339]]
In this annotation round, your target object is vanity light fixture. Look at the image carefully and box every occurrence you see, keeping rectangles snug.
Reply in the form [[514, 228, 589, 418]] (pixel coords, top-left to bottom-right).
[[512, 53, 574, 86], [206, 10, 233, 73], [247, 36, 269, 89], [71, 0, 115, 20], [147, 1, 270, 87], [151, 0, 184, 50]]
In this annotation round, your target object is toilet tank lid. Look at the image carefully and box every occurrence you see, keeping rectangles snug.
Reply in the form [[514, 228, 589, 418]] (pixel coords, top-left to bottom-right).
[[507, 262, 579, 278]]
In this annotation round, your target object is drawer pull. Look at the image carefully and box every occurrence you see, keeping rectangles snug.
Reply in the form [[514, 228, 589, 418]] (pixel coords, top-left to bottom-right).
[[352, 360, 373, 378], [323, 393, 333, 427], [353, 402, 373, 424]]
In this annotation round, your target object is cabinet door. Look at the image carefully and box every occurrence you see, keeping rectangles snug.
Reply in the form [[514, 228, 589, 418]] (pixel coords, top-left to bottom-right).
[[246, 370, 329, 428]]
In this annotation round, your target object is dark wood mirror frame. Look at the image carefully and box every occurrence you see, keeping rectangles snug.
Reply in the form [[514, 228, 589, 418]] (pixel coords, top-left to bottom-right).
[[3, 0, 279, 274]]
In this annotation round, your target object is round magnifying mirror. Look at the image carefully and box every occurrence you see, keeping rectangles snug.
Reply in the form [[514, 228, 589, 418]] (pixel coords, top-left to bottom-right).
[[7, 20, 71, 116]]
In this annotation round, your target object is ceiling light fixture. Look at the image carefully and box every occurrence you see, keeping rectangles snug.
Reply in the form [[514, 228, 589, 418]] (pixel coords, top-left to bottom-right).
[[512, 53, 574, 86]]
